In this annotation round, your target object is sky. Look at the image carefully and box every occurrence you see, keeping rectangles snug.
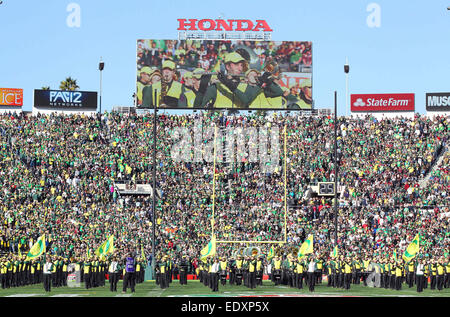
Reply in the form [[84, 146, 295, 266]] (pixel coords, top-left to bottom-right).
[[0, 0, 449, 115]]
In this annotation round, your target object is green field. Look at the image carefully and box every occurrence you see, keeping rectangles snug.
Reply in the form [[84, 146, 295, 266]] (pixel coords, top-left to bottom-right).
[[0, 280, 449, 297]]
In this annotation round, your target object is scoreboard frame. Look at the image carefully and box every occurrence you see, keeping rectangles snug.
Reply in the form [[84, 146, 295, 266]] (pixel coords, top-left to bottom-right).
[[318, 182, 336, 196]]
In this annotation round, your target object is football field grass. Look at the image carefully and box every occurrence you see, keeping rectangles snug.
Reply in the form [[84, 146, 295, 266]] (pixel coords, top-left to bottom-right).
[[0, 280, 449, 297]]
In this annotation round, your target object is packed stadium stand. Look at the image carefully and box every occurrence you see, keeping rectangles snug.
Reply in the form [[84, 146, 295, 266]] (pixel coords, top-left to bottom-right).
[[0, 112, 447, 265]]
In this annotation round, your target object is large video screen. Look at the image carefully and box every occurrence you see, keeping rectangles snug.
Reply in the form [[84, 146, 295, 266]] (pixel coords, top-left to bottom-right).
[[136, 40, 312, 110]]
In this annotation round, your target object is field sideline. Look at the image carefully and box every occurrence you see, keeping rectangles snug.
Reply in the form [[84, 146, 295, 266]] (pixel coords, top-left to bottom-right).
[[0, 280, 449, 297]]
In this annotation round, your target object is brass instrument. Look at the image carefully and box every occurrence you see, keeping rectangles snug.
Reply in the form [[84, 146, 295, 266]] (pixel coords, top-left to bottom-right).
[[292, 246, 300, 258], [275, 245, 284, 257], [233, 247, 246, 258], [159, 79, 169, 107], [263, 57, 281, 79], [285, 246, 300, 260], [244, 246, 261, 257]]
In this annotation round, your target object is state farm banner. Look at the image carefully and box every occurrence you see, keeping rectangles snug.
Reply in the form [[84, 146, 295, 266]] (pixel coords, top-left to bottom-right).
[[351, 93, 415, 112], [34, 89, 97, 110], [0, 88, 23, 107], [426, 93, 450, 112]]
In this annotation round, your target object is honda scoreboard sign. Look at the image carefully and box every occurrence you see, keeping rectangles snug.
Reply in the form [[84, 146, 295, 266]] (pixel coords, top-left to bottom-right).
[[351, 93, 415, 112], [34, 90, 98, 110], [426, 93, 450, 112]]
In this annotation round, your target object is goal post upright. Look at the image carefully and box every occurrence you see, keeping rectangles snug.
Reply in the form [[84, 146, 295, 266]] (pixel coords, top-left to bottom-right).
[[211, 123, 289, 246]]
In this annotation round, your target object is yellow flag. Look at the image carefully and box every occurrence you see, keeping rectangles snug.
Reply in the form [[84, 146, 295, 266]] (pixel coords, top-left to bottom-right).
[[200, 236, 216, 262], [402, 234, 420, 262], [298, 235, 314, 260], [26, 234, 46, 261], [331, 245, 338, 258], [267, 246, 275, 261], [95, 235, 115, 258]]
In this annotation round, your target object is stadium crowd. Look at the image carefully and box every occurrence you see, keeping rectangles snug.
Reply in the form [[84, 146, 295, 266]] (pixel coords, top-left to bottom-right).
[[0, 111, 448, 292]]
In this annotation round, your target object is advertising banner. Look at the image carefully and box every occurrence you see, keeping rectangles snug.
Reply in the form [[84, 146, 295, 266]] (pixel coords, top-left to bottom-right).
[[0, 88, 23, 107], [136, 40, 312, 110], [426, 93, 450, 112], [351, 93, 415, 112], [34, 90, 98, 110]]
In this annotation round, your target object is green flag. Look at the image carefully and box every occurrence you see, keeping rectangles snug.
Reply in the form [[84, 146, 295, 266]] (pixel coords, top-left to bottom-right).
[[26, 234, 46, 261], [141, 244, 146, 261], [95, 235, 115, 259], [331, 245, 338, 258], [402, 234, 420, 263], [298, 235, 314, 261], [200, 236, 216, 263], [267, 246, 275, 261]]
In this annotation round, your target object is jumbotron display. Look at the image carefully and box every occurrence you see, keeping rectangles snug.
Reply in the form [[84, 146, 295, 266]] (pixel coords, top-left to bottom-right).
[[136, 40, 312, 110]]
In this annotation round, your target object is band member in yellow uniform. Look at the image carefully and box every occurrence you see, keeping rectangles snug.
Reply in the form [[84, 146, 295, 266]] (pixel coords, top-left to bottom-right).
[[352, 255, 362, 285], [437, 256, 446, 291], [246, 68, 285, 109], [406, 258, 416, 288], [179, 255, 189, 286], [248, 256, 257, 289], [197, 260, 203, 284], [343, 256, 352, 290], [379, 258, 386, 288], [256, 256, 264, 286], [383, 258, 390, 289], [389, 258, 396, 289], [430, 258, 437, 290], [337, 255, 345, 288], [158, 255, 169, 289], [83, 256, 91, 289], [395, 259, 404, 290], [423, 259, 430, 289], [184, 68, 210, 108], [445, 256, 450, 289], [141, 60, 188, 108], [200, 52, 255, 109], [362, 254, 371, 286], [219, 257, 228, 286], [235, 255, 244, 286], [136, 67, 154, 105], [271, 256, 282, 285], [327, 256, 336, 288], [0, 257, 6, 289], [295, 257, 305, 289]]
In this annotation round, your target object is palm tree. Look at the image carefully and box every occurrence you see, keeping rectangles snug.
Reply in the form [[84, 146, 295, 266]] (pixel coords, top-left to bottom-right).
[[59, 77, 80, 91]]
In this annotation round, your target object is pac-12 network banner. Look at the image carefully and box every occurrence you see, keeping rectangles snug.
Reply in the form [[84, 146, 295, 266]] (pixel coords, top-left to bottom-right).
[[136, 40, 312, 110], [34, 90, 98, 110]]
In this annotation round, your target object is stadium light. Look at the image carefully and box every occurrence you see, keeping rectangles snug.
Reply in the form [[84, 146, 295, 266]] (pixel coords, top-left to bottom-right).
[[99, 58, 105, 113], [344, 58, 349, 117]]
